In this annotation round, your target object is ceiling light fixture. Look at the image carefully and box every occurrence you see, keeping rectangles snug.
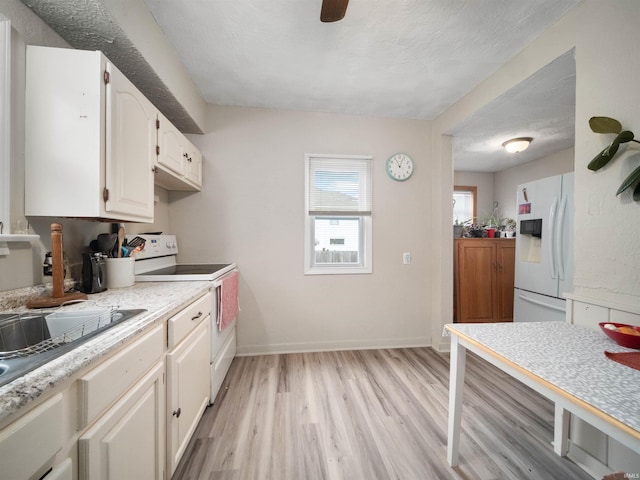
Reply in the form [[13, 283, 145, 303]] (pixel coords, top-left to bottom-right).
[[502, 137, 533, 153]]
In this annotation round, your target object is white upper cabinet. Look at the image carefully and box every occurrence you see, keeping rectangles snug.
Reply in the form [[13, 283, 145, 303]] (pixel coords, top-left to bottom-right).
[[183, 138, 202, 187], [25, 46, 155, 223], [155, 112, 202, 191]]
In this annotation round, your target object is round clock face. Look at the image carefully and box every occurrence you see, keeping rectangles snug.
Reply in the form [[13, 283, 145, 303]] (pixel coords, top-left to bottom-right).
[[386, 153, 414, 181]]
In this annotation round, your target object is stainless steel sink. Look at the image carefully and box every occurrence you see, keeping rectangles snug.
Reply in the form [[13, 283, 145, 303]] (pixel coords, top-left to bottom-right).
[[0, 309, 145, 387]]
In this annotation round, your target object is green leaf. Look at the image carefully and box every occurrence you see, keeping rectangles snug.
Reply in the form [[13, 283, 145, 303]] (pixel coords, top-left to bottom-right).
[[589, 116, 622, 134], [615, 130, 635, 144], [588, 142, 619, 171], [633, 183, 640, 201], [617, 164, 640, 195]]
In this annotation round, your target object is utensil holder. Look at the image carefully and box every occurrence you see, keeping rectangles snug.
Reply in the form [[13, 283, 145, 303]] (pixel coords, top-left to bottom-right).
[[105, 258, 135, 288]]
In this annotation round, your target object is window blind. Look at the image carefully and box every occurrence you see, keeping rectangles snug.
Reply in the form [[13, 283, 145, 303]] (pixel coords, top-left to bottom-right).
[[307, 156, 372, 216]]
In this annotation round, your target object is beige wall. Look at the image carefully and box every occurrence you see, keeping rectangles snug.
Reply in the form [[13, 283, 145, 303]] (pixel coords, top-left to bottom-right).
[[169, 105, 432, 354]]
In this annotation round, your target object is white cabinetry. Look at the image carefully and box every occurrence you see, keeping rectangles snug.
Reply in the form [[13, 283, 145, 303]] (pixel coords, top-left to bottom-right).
[[79, 362, 165, 480], [78, 324, 165, 480], [183, 138, 203, 187], [166, 292, 211, 476], [25, 46, 155, 223], [155, 112, 202, 191], [0, 394, 65, 480]]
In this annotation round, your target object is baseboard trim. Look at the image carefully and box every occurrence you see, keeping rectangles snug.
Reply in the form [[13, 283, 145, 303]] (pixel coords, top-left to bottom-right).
[[567, 442, 611, 480], [236, 336, 431, 356]]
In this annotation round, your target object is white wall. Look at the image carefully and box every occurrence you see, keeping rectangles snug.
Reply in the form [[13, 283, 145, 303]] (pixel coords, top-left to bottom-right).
[[494, 147, 574, 220], [573, 0, 640, 308], [169, 105, 432, 354]]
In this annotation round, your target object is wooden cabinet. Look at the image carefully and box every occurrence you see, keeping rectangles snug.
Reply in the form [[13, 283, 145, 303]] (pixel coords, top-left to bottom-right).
[[155, 112, 203, 191], [166, 293, 211, 476], [25, 46, 155, 222], [455, 238, 515, 323]]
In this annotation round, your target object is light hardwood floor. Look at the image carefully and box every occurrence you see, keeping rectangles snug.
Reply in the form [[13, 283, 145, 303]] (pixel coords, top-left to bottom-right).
[[173, 348, 591, 480]]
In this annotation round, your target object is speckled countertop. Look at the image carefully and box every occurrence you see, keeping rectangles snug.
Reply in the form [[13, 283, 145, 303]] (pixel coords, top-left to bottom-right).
[[0, 281, 213, 424], [446, 322, 640, 435]]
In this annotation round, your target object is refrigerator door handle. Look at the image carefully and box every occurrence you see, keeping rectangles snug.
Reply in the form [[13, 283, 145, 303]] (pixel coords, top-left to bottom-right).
[[548, 197, 559, 279], [518, 293, 566, 313], [556, 194, 568, 281]]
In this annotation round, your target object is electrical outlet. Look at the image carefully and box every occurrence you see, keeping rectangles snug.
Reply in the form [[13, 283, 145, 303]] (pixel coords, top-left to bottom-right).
[[402, 252, 411, 264]]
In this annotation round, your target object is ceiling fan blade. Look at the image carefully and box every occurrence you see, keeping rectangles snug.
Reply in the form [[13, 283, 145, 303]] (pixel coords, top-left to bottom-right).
[[320, 0, 349, 22]]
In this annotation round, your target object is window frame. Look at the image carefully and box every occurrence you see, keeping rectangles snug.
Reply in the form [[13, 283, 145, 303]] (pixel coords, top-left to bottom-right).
[[453, 185, 477, 224], [304, 153, 373, 275]]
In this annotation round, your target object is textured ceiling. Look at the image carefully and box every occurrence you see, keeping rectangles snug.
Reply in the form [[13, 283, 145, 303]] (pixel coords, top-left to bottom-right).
[[143, 0, 580, 172], [143, 0, 578, 120], [450, 50, 576, 172], [21, 0, 580, 171]]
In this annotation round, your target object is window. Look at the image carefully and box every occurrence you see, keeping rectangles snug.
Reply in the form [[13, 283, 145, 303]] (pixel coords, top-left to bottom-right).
[[305, 154, 372, 275], [453, 185, 477, 224]]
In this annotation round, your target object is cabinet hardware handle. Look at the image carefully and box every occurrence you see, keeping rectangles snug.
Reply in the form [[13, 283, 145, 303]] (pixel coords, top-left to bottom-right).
[[183, 153, 188, 158], [493, 261, 497, 271], [172, 407, 182, 418], [152, 166, 158, 174], [498, 263, 503, 272], [192, 311, 203, 321]]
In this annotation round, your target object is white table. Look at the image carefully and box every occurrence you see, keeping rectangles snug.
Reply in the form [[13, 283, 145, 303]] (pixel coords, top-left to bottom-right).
[[445, 322, 640, 466]]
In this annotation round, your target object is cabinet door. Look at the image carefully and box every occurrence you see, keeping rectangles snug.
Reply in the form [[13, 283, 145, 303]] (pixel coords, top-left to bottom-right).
[[157, 113, 185, 176], [184, 140, 202, 188], [105, 62, 155, 221], [456, 240, 498, 323], [79, 362, 165, 480], [496, 241, 516, 322], [167, 318, 210, 476]]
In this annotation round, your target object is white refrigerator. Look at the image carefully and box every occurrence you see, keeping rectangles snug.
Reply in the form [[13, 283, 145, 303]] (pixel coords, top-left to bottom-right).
[[513, 172, 574, 322]]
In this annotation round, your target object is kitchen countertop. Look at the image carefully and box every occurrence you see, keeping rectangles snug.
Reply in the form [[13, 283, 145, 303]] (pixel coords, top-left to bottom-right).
[[0, 281, 213, 424]]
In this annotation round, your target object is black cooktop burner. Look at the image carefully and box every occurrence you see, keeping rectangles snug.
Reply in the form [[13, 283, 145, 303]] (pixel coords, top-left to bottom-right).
[[143, 263, 232, 276]]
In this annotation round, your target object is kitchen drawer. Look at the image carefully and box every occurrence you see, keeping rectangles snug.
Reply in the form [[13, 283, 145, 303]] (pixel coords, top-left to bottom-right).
[[168, 292, 211, 349], [0, 393, 63, 480], [78, 324, 164, 429]]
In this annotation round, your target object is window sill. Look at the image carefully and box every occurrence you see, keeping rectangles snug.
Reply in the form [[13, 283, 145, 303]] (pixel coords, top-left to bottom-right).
[[304, 266, 372, 275]]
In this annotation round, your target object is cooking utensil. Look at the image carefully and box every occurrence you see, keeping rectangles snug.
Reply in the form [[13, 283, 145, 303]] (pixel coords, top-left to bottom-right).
[[127, 236, 146, 249], [97, 233, 111, 255], [117, 226, 124, 258]]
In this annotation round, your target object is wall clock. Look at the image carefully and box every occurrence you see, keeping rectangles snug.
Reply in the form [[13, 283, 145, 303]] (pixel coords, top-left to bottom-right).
[[385, 153, 414, 181]]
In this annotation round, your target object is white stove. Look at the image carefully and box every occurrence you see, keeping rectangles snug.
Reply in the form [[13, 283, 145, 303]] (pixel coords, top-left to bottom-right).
[[125, 234, 235, 281], [126, 234, 238, 406]]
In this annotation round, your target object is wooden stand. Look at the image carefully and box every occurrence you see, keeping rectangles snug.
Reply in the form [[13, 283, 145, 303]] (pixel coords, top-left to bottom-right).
[[27, 223, 87, 308]]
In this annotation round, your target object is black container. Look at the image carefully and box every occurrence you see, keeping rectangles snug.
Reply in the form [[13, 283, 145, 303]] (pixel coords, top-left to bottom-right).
[[81, 253, 107, 293]]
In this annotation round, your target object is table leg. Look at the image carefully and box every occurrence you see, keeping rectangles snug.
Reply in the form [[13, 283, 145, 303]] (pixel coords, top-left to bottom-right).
[[554, 404, 570, 456], [447, 335, 466, 466]]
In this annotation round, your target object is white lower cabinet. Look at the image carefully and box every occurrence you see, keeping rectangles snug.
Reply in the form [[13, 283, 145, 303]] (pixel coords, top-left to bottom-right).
[[79, 361, 165, 480], [0, 394, 65, 480], [166, 317, 210, 476], [1, 291, 214, 480]]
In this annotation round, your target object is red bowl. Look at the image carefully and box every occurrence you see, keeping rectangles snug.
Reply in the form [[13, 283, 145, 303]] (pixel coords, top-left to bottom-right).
[[599, 322, 640, 349]]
